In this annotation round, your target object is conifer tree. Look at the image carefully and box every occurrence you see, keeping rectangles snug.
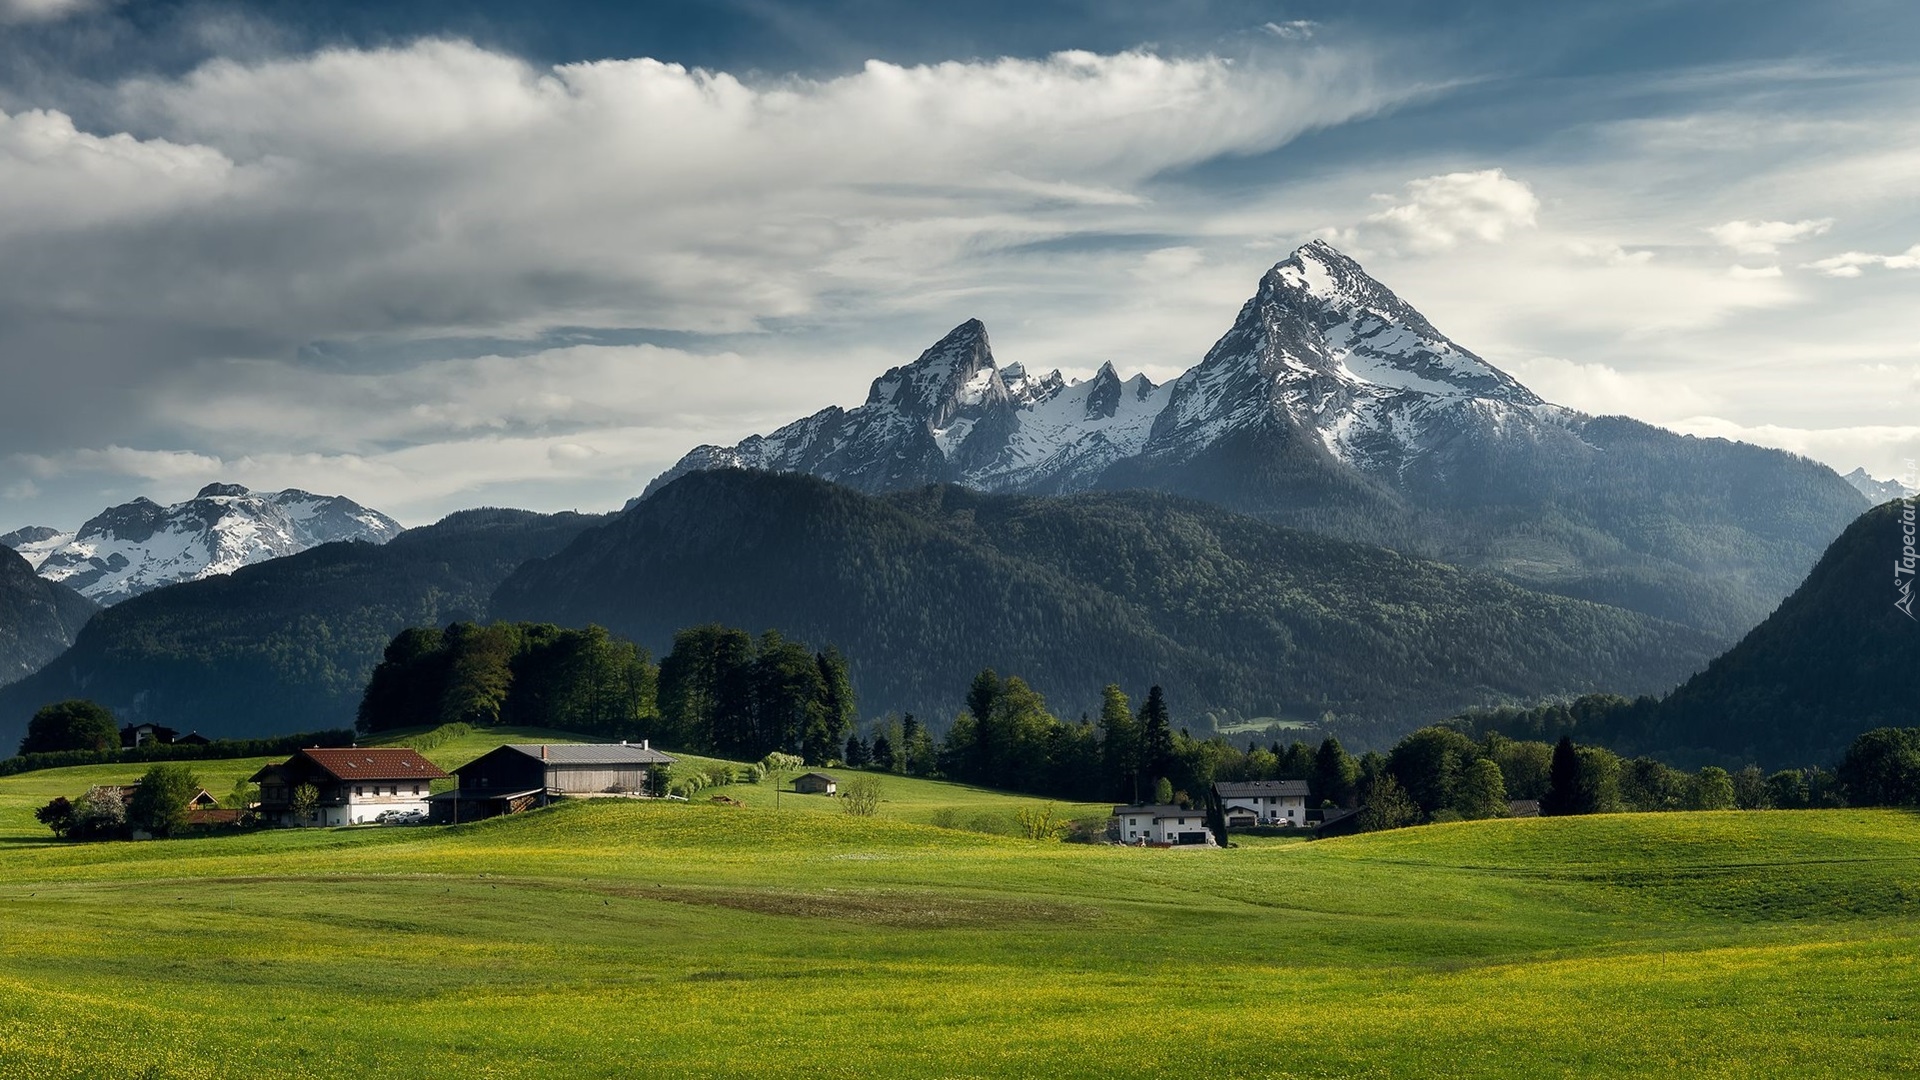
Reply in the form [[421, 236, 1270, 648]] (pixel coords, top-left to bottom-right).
[[1312, 736, 1359, 808], [1543, 734, 1584, 816], [1098, 684, 1141, 802], [1139, 686, 1175, 786]]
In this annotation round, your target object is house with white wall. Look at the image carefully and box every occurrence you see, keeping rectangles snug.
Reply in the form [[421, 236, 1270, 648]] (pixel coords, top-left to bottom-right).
[[1110, 804, 1215, 845], [1213, 780, 1311, 828], [251, 747, 448, 827]]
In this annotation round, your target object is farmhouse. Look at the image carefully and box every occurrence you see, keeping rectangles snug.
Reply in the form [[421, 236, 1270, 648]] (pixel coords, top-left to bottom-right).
[[792, 772, 838, 795], [250, 748, 447, 827], [1213, 780, 1311, 828], [119, 723, 178, 748], [1110, 804, 1215, 846], [442, 742, 677, 821]]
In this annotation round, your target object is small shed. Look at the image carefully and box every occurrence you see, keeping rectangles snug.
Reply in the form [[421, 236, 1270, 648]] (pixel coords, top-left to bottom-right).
[[793, 772, 838, 795], [1508, 799, 1542, 818]]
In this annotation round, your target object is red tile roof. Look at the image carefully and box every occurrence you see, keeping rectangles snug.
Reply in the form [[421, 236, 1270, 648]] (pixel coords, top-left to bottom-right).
[[295, 747, 448, 782]]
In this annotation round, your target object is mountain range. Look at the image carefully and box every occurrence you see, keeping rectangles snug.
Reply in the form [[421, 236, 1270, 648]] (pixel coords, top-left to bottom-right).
[[653, 241, 1866, 641], [1, 483, 402, 606], [1844, 468, 1915, 503], [0, 507, 603, 751]]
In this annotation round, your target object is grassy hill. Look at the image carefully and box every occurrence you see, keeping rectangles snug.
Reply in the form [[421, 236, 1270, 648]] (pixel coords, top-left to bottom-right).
[[1, 740, 1916, 1078]]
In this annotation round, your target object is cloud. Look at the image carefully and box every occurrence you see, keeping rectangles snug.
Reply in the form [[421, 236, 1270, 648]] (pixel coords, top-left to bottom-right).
[[1706, 218, 1832, 255], [1728, 264, 1782, 279], [0, 40, 1405, 441], [1347, 169, 1539, 254], [0, 0, 96, 24], [1505, 356, 1718, 418], [1662, 417, 1920, 482], [1261, 21, 1318, 40], [1804, 243, 1920, 277]]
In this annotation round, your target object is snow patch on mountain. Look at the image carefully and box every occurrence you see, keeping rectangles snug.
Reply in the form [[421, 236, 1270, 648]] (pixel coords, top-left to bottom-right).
[[3, 484, 402, 605], [1845, 467, 1915, 503], [647, 240, 1579, 499]]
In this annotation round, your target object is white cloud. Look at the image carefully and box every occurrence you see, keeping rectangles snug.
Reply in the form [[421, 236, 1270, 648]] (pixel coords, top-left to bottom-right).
[[1804, 243, 1920, 277], [1347, 169, 1539, 254], [1662, 417, 1920, 482], [0, 108, 239, 235], [0, 39, 1403, 354], [1261, 21, 1318, 40], [1505, 356, 1718, 418], [0, 0, 96, 24], [1706, 218, 1832, 255]]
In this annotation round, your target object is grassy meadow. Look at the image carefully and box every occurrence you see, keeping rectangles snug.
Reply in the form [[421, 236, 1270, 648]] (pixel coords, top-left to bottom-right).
[[0, 735, 1917, 1078]]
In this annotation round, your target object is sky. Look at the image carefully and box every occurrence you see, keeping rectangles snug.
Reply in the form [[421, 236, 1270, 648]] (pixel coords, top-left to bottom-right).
[[1, 0, 1917, 528]]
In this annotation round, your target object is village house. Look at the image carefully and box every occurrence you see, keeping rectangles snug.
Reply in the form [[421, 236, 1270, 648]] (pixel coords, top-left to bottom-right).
[[1213, 780, 1311, 828], [438, 742, 677, 822], [792, 772, 838, 795], [119, 723, 177, 748], [251, 747, 448, 827], [1110, 804, 1215, 846]]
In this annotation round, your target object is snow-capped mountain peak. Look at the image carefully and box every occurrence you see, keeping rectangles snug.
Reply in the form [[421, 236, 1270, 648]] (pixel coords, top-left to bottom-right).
[[1844, 467, 1914, 503], [648, 241, 1571, 498], [3, 484, 403, 605]]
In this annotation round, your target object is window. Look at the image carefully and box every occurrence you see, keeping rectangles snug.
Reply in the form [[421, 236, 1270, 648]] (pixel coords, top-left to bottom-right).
[[413, 785, 422, 795], [354, 786, 363, 796]]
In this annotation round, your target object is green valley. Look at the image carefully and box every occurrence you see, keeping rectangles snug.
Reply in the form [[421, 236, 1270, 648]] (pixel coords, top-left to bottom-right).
[[1, 735, 1915, 1079]]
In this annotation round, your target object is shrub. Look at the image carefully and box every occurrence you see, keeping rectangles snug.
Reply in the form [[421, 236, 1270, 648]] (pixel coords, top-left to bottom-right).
[[840, 776, 883, 817], [71, 786, 129, 840]]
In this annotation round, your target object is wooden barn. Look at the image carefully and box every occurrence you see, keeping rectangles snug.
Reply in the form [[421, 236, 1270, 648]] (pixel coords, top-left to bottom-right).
[[440, 742, 677, 822]]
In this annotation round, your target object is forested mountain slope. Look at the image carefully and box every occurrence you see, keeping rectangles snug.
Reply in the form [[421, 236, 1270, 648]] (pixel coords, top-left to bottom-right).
[[495, 470, 1716, 730], [0, 547, 97, 686], [1476, 500, 1920, 768]]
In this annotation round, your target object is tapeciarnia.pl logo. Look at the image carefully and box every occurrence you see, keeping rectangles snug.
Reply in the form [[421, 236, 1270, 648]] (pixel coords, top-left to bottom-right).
[[1898, 460, 1917, 621]]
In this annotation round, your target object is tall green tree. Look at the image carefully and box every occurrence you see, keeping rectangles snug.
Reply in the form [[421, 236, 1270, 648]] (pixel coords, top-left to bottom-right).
[[128, 763, 201, 838], [1574, 746, 1622, 815], [1837, 728, 1920, 806], [1098, 685, 1141, 803], [19, 699, 119, 755], [1139, 686, 1175, 787], [1312, 736, 1359, 808], [439, 623, 518, 726], [1542, 735, 1584, 816], [1387, 727, 1481, 816], [1690, 766, 1737, 811], [1455, 757, 1509, 820], [357, 627, 452, 734], [1358, 774, 1420, 832]]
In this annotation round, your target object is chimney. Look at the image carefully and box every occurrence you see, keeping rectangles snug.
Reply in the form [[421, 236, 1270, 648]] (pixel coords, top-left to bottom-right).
[[620, 739, 628, 747], [541, 745, 548, 760], [641, 739, 649, 751]]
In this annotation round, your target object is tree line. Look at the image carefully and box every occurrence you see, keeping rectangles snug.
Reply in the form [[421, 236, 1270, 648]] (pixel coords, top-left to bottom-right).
[[357, 621, 856, 763]]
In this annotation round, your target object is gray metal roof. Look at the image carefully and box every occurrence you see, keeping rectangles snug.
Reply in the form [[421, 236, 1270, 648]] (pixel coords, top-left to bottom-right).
[[1110, 804, 1202, 820], [505, 743, 677, 765], [1213, 780, 1311, 798]]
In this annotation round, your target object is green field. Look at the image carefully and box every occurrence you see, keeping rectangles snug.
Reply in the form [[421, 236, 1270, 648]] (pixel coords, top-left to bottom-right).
[[1, 738, 1917, 1078]]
